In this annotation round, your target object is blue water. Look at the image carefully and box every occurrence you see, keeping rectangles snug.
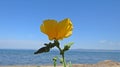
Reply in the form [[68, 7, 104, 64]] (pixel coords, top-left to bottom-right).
[[0, 49, 120, 65]]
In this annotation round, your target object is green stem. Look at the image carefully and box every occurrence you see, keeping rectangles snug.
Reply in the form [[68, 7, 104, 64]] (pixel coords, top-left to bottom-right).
[[61, 52, 66, 67], [54, 40, 66, 67], [53, 61, 56, 67]]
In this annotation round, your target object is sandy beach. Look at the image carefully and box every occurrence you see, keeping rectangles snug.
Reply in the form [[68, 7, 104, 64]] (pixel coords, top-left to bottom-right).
[[0, 60, 120, 67]]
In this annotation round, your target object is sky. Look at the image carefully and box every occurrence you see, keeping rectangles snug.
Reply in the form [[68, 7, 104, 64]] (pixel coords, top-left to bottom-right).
[[0, 0, 120, 50]]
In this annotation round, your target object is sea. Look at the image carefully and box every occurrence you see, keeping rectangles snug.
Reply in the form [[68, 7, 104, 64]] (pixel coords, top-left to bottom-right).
[[0, 49, 120, 66]]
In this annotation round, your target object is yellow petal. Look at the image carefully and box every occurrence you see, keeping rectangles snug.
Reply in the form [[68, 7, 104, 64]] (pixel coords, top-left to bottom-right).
[[40, 24, 46, 34], [40, 20, 58, 40], [40, 18, 73, 40], [64, 19, 73, 38], [57, 18, 73, 40]]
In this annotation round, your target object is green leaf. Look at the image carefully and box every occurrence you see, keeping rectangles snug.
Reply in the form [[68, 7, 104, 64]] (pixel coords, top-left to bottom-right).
[[63, 42, 74, 52], [59, 58, 63, 63], [53, 56, 58, 61], [68, 61, 72, 67], [34, 42, 56, 54]]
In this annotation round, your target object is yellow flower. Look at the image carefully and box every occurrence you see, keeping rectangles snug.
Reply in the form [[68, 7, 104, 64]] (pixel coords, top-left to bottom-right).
[[40, 18, 73, 40]]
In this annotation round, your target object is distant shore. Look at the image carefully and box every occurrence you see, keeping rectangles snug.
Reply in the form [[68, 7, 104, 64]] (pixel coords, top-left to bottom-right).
[[0, 60, 120, 67]]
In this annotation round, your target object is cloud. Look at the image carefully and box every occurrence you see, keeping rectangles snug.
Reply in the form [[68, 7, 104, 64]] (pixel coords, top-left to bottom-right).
[[0, 39, 44, 49], [99, 40, 107, 44], [99, 40, 120, 46], [96, 40, 120, 50]]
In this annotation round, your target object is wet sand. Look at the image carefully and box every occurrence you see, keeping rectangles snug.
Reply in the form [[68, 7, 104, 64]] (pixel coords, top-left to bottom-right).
[[0, 60, 120, 67]]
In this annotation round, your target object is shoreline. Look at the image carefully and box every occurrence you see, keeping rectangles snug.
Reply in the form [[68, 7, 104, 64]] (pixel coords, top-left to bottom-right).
[[0, 60, 120, 67]]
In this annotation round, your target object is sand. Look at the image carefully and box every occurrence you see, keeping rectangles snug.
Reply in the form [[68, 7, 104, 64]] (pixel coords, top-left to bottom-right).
[[0, 60, 120, 67]]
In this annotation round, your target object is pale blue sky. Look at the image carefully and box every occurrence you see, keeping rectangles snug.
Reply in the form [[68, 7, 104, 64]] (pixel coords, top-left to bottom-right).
[[0, 0, 120, 50]]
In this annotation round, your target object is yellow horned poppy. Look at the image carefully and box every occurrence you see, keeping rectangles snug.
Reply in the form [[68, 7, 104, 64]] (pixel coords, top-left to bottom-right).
[[40, 18, 73, 40]]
